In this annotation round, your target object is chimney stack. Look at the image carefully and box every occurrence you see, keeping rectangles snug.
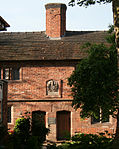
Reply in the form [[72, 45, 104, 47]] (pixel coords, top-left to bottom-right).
[[45, 3, 67, 39]]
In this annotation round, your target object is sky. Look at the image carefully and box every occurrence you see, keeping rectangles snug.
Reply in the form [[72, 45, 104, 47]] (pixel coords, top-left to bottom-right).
[[1, 0, 113, 32]]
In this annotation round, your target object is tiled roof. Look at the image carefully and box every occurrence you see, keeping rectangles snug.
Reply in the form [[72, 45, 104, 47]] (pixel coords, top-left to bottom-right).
[[0, 16, 10, 27], [0, 16, 10, 31], [0, 31, 109, 61]]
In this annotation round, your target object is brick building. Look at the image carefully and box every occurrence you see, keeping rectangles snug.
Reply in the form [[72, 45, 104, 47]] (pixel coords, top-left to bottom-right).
[[0, 3, 116, 141], [0, 16, 10, 31], [0, 17, 9, 127]]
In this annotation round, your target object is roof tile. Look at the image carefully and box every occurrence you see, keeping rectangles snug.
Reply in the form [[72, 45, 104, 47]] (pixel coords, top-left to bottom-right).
[[0, 31, 109, 61]]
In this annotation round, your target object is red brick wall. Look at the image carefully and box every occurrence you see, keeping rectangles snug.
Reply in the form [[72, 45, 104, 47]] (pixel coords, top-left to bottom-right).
[[4, 60, 116, 141], [8, 66, 73, 100], [8, 101, 116, 141], [45, 3, 66, 38]]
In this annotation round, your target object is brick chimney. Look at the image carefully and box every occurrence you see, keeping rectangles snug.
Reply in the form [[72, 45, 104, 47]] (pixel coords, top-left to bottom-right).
[[45, 3, 67, 39]]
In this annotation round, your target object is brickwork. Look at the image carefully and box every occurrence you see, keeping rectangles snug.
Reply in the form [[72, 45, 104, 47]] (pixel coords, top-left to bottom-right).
[[45, 3, 66, 38], [8, 101, 116, 141], [4, 61, 116, 141], [7, 65, 74, 100], [0, 51, 114, 141]]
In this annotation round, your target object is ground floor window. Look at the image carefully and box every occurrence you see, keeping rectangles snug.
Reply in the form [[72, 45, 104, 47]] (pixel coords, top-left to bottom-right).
[[7, 106, 12, 123], [91, 109, 109, 124]]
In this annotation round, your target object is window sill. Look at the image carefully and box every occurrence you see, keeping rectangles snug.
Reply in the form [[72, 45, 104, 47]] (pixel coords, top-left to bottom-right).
[[8, 122, 13, 125], [91, 122, 111, 126], [7, 80, 22, 83]]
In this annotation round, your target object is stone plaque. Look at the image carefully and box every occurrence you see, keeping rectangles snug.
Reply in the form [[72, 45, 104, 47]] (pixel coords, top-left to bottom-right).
[[46, 80, 59, 96], [48, 117, 56, 125]]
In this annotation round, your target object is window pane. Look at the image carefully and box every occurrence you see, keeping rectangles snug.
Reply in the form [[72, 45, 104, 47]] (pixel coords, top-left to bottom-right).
[[91, 115, 100, 124], [91, 108, 100, 124], [3, 68, 20, 80], [3, 68, 10, 80], [102, 112, 109, 123], [12, 68, 20, 80], [91, 109, 109, 124], [7, 106, 11, 123]]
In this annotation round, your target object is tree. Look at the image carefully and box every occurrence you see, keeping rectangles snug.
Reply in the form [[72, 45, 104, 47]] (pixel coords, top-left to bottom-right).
[[68, 30, 119, 148], [68, 1, 119, 148], [69, 0, 112, 6], [68, 44, 118, 117]]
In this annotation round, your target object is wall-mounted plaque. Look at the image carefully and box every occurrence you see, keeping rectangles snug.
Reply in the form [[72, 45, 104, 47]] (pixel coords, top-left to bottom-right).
[[48, 117, 56, 125], [46, 79, 59, 96]]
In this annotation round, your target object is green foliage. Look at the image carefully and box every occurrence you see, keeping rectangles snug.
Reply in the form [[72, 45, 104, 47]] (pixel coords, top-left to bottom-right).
[[7, 113, 49, 149], [68, 133, 112, 149], [49, 133, 113, 149], [7, 117, 31, 149], [71, 133, 113, 149], [68, 0, 112, 7], [106, 25, 115, 44], [14, 117, 30, 143], [68, 30, 118, 119], [72, 133, 112, 143]]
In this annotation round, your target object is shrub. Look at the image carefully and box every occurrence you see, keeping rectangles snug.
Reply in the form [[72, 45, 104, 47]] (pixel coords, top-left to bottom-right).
[[14, 117, 30, 143], [71, 133, 113, 149], [8, 112, 50, 149], [57, 133, 113, 149]]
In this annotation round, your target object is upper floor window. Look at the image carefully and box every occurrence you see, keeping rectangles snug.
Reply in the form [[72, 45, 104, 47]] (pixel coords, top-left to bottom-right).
[[3, 68, 20, 80]]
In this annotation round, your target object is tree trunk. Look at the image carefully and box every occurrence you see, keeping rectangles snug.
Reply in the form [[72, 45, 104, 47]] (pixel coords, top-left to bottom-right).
[[113, 0, 119, 49], [112, 1, 119, 148]]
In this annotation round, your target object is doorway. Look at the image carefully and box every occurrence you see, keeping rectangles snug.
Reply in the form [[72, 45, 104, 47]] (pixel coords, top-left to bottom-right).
[[56, 111, 71, 140], [32, 111, 46, 126]]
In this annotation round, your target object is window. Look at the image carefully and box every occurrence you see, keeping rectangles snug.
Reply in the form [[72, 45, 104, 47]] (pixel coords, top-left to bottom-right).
[[7, 106, 12, 123], [3, 68, 20, 80], [91, 109, 109, 124]]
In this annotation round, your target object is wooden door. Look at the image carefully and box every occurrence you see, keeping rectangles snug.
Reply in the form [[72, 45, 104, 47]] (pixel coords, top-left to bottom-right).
[[57, 111, 71, 140], [32, 111, 46, 140], [32, 111, 46, 125]]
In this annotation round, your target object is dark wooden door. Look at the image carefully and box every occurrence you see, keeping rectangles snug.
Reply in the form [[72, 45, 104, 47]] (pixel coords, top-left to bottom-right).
[[32, 111, 46, 140], [57, 111, 71, 140], [32, 111, 46, 126]]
